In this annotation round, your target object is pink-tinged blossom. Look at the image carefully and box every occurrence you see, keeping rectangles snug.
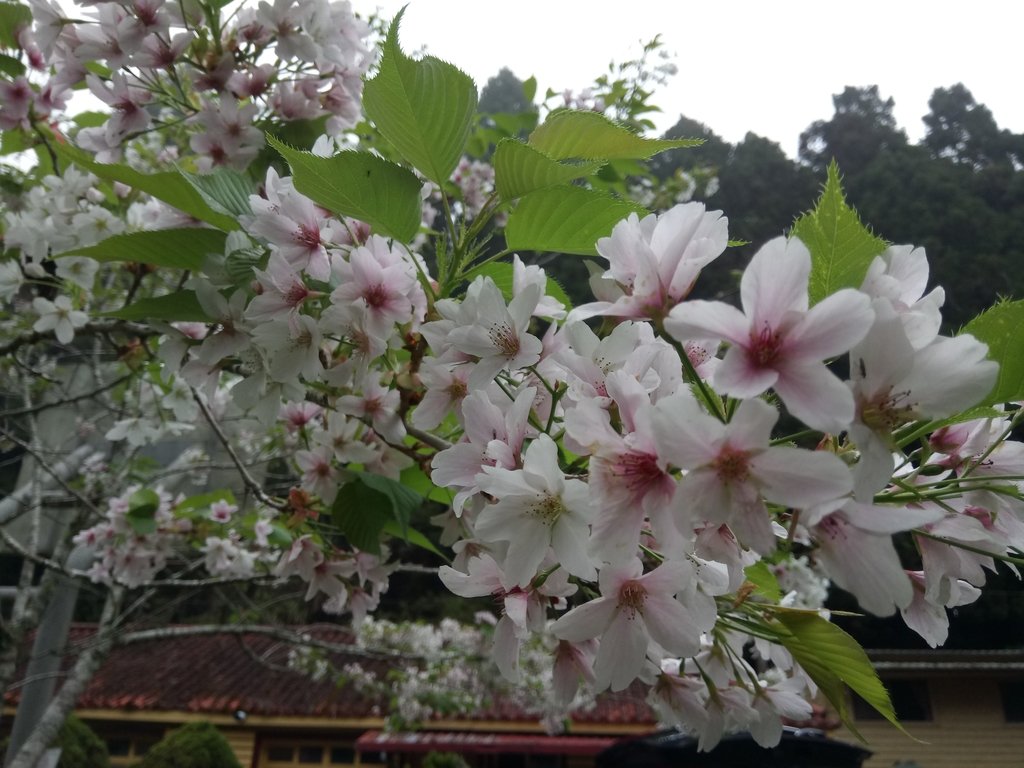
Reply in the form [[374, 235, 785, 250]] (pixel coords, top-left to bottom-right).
[[248, 172, 339, 280], [551, 558, 700, 692], [552, 639, 598, 706], [447, 277, 543, 389], [564, 372, 678, 564], [190, 97, 264, 172], [475, 434, 596, 588], [32, 295, 88, 344], [440, 553, 576, 682], [512, 254, 566, 320], [0, 77, 33, 129], [431, 388, 535, 516], [208, 499, 237, 524], [571, 203, 728, 321], [749, 678, 815, 748], [849, 300, 998, 500], [250, 314, 324, 383], [804, 499, 943, 616], [195, 283, 250, 364], [312, 412, 378, 464], [330, 235, 426, 340], [337, 374, 406, 444], [652, 394, 854, 554], [860, 244, 945, 348], [901, 570, 980, 648], [279, 400, 322, 432], [246, 251, 318, 325], [86, 72, 151, 142], [274, 534, 324, 581], [665, 236, 874, 433], [411, 356, 471, 431]]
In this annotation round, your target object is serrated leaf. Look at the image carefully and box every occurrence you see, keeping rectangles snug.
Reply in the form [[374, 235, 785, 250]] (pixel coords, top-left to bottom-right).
[[505, 185, 646, 256], [225, 247, 265, 286], [493, 139, 603, 200], [182, 168, 253, 218], [963, 298, 1024, 405], [529, 110, 702, 161], [126, 487, 160, 535], [0, 51, 24, 76], [331, 472, 424, 555], [54, 142, 239, 231], [774, 611, 905, 740], [55, 228, 227, 271], [791, 161, 887, 304], [268, 137, 422, 242], [462, 261, 572, 311], [743, 561, 782, 602], [102, 291, 208, 322], [362, 8, 477, 183], [0, 2, 30, 49]]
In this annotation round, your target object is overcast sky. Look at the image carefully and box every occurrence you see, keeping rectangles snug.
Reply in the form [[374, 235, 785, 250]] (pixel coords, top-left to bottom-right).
[[371, 1, 1024, 158]]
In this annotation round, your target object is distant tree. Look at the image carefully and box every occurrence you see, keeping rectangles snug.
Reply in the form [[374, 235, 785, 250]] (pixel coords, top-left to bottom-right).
[[799, 85, 907, 174], [650, 114, 732, 175], [54, 717, 109, 768], [479, 67, 534, 115], [923, 83, 1022, 169]]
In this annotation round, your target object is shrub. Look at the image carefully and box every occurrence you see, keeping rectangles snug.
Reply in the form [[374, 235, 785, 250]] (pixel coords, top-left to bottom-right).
[[54, 716, 110, 768], [134, 723, 240, 768]]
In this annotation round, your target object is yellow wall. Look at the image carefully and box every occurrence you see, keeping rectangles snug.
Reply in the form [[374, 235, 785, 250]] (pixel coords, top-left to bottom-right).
[[836, 677, 1024, 768]]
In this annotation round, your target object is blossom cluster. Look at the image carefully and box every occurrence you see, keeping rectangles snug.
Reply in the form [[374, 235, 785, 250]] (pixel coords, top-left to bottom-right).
[[0, 0, 1018, 751]]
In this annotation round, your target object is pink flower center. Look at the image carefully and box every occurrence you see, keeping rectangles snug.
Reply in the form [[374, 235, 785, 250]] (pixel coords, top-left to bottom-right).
[[749, 323, 783, 367], [712, 445, 749, 484], [296, 224, 321, 250], [614, 451, 665, 493], [363, 283, 389, 309], [618, 581, 647, 619], [488, 322, 521, 358]]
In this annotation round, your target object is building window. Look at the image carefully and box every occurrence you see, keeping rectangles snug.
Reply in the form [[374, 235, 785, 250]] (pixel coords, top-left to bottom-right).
[[261, 740, 362, 767], [103, 733, 162, 766], [852, 679, 932, 721], [999, 680, 1024, 722]]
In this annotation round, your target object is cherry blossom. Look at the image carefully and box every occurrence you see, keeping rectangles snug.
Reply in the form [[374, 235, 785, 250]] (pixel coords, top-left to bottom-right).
[[665, 236, 874, 432]]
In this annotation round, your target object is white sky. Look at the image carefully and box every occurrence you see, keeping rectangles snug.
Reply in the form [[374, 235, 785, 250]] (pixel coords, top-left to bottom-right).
[[371, 1, 1024, 158]]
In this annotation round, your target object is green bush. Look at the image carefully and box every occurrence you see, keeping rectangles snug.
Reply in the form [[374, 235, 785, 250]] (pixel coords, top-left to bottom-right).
[[422, 752, 469, 768], [134, 722, 240, 768], [55, 716, 110, 768], [0, 715, 110, 768]]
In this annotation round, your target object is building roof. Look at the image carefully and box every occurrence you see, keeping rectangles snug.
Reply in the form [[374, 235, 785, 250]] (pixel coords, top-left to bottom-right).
[[5, 624, 656, 727]]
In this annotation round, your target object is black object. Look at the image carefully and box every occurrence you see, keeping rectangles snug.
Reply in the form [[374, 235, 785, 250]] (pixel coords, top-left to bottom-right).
[[595, 727, 871, 768]]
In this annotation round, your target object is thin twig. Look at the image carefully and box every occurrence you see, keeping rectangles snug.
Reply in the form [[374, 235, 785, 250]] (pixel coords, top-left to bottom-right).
[[191, 387, 288, 510]]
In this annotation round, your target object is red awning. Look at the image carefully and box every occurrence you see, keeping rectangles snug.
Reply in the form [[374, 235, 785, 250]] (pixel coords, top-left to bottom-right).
[[355, 730, 618, 756]]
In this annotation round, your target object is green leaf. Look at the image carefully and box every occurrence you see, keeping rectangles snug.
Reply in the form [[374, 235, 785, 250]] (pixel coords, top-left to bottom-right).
[[791, 161, 887, 304], [0, 128, 30, 156], [0, 52, 24, 77], [399, 465, 451, 504], [267, 137, 422, 243], [331, 472, 424, 555], [126, 488, 161, 535], [72, 111, 109, 129], [381, 519, 447, 560], [54, 142, 239, 231], [462, 261, 572, 311], [0, 2, 30, 49], [774, 611, 905, 740], [743, 561, 782, 602], [493, 139, 604, 201], [182, 168, 253, 218], [505, 185, 646, 256], [225, 247, 266, 286], [528, 110, 702, 161], [362, 8, 477, 183], [963, 298, 1024, 405], [54, 228, 228, 271], [102, 291, 209, 322]]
